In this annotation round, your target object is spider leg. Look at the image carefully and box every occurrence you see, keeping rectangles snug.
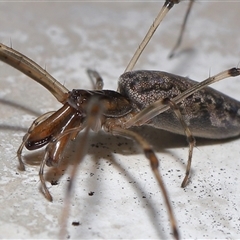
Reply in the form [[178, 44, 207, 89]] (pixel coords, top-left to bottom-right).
[[87, 69, 104, 90], [162, 98, 195, 187], [0, 43, 69, 103], [39, 112, 84, 202], [106, 124, 179, 240], [169, 0, 195, 58], [125, 0, 182, 73], [59, 96, 104, 238]]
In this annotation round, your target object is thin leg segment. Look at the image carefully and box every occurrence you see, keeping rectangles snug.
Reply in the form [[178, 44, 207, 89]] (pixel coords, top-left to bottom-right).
[[108, 126, 179, 240], [162, 98, 195, 187], [169, 0, 195, 58], [39, 113, 83, 202], [59, 96, 104, 238], [124, 0, 181, 73], [0, 43, 69, 103], [87, 69, 104, 90]]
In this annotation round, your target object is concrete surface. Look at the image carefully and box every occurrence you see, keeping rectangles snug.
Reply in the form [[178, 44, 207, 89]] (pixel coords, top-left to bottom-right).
[[0, 1, 239, 239]]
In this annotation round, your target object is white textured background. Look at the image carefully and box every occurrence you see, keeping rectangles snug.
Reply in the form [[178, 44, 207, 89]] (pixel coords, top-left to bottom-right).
[[0, 1, 240, 239]]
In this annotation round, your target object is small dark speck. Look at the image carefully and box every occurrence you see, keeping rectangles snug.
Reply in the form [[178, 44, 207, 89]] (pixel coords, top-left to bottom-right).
[[142, 196, 146, 198], [88, 191, 95, 196], [72, 221, 80, 226], [91, 143, 99, 148], [90, 173, 94, 177], [51, 180, 58, 185], [15, 172, 19, 175]]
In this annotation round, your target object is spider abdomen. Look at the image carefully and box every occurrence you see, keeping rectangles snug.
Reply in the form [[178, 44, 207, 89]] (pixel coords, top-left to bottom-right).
[[119, 70, 240, 139]]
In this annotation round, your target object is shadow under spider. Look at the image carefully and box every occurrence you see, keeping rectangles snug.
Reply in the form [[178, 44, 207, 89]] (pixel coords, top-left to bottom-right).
[[22, 125, 236, 186], [18, 121, 238, 238]]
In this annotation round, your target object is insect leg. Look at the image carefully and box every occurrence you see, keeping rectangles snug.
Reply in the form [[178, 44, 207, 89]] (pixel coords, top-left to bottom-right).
[[17, 111, 55, 171], [107, 125, 179, 240], [124, 68, 240, 128], [124, 0, 182, 72], [87, 69, 104, 90], [168, 0, 195, 58], [162, 98, 195, 187]]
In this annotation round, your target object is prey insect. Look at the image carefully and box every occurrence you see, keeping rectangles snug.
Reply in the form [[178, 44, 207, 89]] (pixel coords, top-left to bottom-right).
[[0, 1, 240, 239]]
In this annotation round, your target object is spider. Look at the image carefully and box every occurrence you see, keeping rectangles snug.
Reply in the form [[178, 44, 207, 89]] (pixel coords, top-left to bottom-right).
[[0, 1, 239, 239]]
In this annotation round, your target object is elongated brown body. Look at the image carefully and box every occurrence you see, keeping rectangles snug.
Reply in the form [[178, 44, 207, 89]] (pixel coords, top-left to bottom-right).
[[119, 70, 240, 139]]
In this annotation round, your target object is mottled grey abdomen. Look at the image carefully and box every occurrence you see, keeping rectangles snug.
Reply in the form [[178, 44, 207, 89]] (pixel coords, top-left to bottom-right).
[[119, 70, 240, 139]]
